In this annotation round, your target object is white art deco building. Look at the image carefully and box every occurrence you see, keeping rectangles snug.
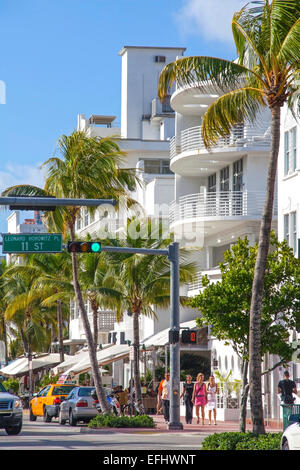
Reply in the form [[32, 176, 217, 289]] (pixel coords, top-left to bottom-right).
[[69, 46, 199, 360], [277, 99, 300, 392]]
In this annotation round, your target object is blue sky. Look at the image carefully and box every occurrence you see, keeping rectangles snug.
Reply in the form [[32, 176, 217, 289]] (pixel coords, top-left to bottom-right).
[[0, 0, 246, 233]]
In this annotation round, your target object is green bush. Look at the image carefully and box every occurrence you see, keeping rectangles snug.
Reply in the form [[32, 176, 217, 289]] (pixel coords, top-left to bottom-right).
[[2, 378, 20, 394], [202, 432, 282, 451], [88, 413, 155, 429]]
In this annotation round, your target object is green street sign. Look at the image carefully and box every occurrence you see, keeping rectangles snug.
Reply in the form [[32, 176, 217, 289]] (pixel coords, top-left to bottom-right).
[[2, 233, 63, 253]]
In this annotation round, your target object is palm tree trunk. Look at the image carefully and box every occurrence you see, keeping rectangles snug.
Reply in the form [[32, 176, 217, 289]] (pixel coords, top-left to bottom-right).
[[57, 300, 64, 363], [69, 225, 110, 413], [239, 360, 249, 433], [249, 105, 281, 435], [132, 311, 144, 412], [90, 298, 98, 354], [1, 316, 9, 365]]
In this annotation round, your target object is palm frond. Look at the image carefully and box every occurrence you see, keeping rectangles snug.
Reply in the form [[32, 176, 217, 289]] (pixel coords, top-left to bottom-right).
[[202, 87, 266, 148], [158, 56, 259, 100]]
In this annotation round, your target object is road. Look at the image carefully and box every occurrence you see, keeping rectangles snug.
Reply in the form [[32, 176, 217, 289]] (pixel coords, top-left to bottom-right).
[[0, 414, 206, 451]]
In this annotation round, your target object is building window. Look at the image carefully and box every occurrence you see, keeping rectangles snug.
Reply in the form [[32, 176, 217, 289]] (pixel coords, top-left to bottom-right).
[[220, 166, 230, 192], [233, 159, 243, 191], [284, 131, 290, 174], [208, 173, 217, 192], [292, 127, 297, 171], [291, 212, 297, 255], [284, 212, 297, 255], [284, 214, 290, 246], [142, 159, 172, 175], [284, 127, 297, 175]]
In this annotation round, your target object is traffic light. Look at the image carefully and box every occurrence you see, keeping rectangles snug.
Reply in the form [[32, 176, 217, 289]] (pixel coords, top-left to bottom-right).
[[67, 241, 102, 253], [181, 329, 197, 344]]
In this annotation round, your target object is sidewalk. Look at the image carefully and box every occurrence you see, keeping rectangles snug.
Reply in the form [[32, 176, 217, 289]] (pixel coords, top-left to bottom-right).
[[150, 414, 283, 433], [23, 409, 282, 434]]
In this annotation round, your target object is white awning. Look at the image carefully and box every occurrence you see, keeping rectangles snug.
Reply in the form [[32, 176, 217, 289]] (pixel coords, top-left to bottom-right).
[[0, 354, 71, 377], [63, 344, 130, 375]]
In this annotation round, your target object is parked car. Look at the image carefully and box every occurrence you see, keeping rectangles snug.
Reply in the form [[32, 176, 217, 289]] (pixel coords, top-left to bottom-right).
[[0, 381, 23, 435], [281, 418, 300, 450], [29, 383, 77, 422], [59, 386, 99, 426]]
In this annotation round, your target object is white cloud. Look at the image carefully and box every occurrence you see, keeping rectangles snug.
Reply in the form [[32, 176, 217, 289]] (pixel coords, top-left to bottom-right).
[[0, 163, 45, 194], [175, 0, 246, 43]]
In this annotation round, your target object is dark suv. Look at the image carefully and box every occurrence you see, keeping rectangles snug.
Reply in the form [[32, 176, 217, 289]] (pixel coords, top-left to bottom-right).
[[0, 381, 23, 435]]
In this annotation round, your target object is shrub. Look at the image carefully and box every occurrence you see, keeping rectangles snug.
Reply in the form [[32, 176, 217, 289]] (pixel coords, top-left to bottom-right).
[[2, 378, 19, 394], [88, 413, 155, 429], [201, 432, 282, 451]]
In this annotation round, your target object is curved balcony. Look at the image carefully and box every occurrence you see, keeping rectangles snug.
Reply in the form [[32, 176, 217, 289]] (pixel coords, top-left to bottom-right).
[[170, 123, 270, 176], [170, 190, 277, 238]]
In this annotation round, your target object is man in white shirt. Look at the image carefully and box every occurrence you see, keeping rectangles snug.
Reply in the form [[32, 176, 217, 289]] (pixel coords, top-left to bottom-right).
[[158, 372, 170, 423]]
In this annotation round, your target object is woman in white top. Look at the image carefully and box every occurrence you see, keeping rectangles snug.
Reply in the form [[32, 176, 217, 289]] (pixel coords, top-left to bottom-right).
[[207, 375, 218, 425]]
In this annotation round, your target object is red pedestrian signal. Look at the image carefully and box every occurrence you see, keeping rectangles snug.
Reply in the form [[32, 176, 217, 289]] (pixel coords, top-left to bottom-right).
[[181, 330, 198, 344], [67, 241, 102, 253]]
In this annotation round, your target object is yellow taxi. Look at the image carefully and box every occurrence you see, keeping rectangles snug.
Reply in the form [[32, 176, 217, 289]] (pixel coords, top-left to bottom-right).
[[29, 383, 77, 423]]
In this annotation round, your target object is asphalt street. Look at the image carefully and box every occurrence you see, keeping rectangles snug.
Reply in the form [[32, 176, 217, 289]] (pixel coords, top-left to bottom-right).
[[0, 414, 207, 451]]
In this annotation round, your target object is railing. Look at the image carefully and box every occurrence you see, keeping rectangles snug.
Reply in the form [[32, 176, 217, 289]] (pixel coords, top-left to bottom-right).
[[170, 123, 270, 160], [187, 271, 203, 292], [169, 191, 278, 224]]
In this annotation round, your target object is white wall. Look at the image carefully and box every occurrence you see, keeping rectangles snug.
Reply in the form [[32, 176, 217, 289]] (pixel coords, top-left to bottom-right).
[[120, 46, 185, 139]]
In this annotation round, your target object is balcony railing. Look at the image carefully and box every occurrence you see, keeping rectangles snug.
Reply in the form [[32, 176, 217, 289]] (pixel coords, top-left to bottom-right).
[[170, 123, 270, 160], [169, 191, 277, 224]]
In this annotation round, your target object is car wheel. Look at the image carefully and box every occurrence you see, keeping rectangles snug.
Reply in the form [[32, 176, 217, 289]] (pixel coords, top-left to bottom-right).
[[43, 407, 52, 423], [69, 410, 77, 426], [29, 406, 37, 421], [59, 411, 66, 425], [282, 439, 290, 450], [5, 422, 22, 435]]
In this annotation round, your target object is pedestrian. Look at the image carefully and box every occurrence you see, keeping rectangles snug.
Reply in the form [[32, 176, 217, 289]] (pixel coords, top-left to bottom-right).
[[207, 375, 218, 425], [155, 377, 164, 415], [278, 370, 297, 405], [192, 372, 207, 425], [158, 372, 170, 424], [180, 374, 194, 424]]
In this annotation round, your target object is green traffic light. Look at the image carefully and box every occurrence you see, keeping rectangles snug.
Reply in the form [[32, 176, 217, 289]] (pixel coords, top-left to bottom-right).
[[91, 242, 101, 252]]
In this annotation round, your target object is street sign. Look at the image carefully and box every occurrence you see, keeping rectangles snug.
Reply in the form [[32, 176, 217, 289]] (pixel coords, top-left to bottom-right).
[[2, 233, 63, 253]]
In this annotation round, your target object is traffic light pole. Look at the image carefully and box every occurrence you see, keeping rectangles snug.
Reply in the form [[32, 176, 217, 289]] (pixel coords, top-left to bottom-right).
[[0, 197, 117, 208], [167, 242, 183, 430], [99, 242, 183, 430]]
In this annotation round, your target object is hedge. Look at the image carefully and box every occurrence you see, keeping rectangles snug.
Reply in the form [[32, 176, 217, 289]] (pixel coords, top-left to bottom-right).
[[201, 432, 282, 451], [88, 413, 156, 429]]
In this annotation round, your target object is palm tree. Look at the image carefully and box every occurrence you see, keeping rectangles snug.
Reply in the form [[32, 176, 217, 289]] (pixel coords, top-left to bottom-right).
[[2, 266, 57, 397], [97, 221, 196, 410], [158, 0, 300, 434], [78, 247, 112, 354], [0, 260, 9, 366], [2, 131, 139, 413], [15, 252, 74, 363]]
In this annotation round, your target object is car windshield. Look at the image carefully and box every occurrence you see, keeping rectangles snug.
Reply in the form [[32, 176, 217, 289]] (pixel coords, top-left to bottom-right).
[[52, 385, 76, 395], [78, 387, 95, 397], [0, 382, 7, 393]]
